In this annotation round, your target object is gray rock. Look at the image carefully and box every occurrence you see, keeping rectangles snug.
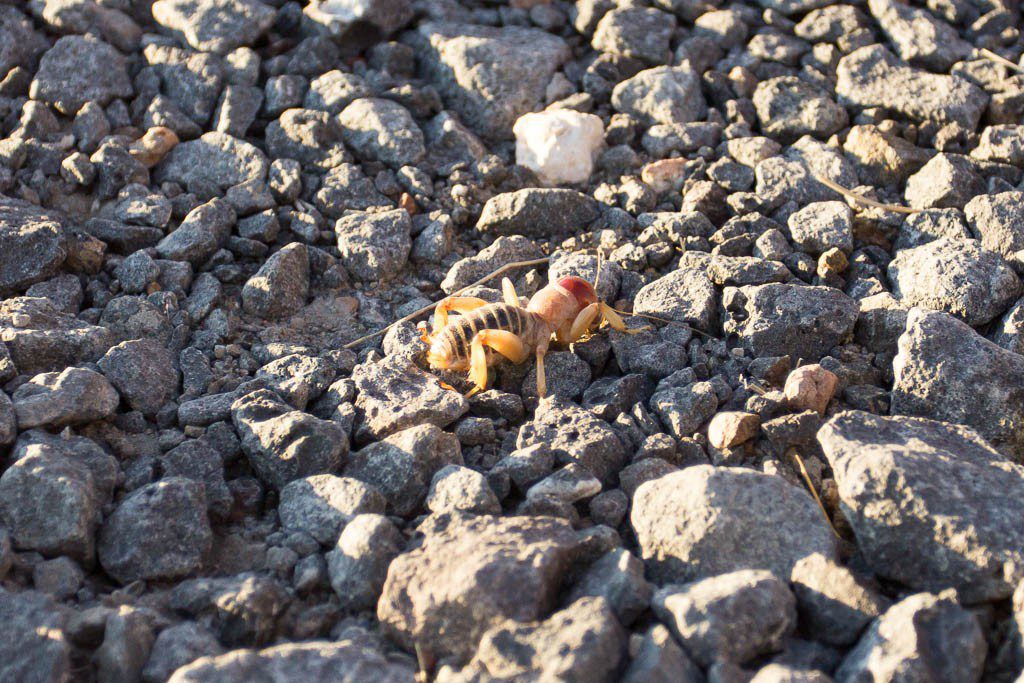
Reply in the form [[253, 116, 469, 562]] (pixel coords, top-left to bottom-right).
[[265, 108, 350, 171], [13, 366, 119, 428], [254, 353, 335, 410], [819, 410, 1024, 602], [904, 153, 985, 210], [965, 191, 1024, 258], [159, 440, 232, 519], [787, 201, 853, 255], [423, 110, 487, 170], [972, 125, 1024, 166], [725, 283, 858, 362], [755, 0, 829, 16], [527, 463, 602, 505], [30, 35, 132, 115], [842, 124, 931, 187], [335, 209, 411, 281], [352, 355, 467, 442], [753, 77, 847, 143], [622, 624, 703, 683], [653, 569, 796, 667], [0, 443, 99, 564], [0, 297, 117, 374], [326, 513, 404, 611], [892, 308, 1024, 461], [993, 298, 1024, 356], [302, 0, 413, 39], [168, 574, 290, 647], [789, 553, 889, 646], [592, 7, 676, 63], [231, 389, 347, 490], [411, 22, 570, 141], [339, 98, 425, 168], [755, 137, 859, 206], [567, 548, 652, 625], [440, 597, 626, 683], [835, 592, 985, 683], [168, 640, 413, 682], [156, 198, 236, 265], [98, 339, 179, 416], [345, 423, 463, 517], [631, 465, 837, 584], [32, 556, 84, 601], [887, 238, 1020, 326], [633, 267, 717, 331], [142, 623, 224, 683], [0, 6, 48, 76], [279, 475, 385, 546], [0, 197, 68, 295], [611, 65, 707, 126], [95, 606, 155, 683], [378, 512, 581, 659], [650, 381, 719, 441], [867, 0, 971, 71], [427, 464, 501, 515], [155, 132, 268, 192], [98, 477, 211, 584], [476, 189, 601, 238], [0, 589, 70, 683], [836, 45, 987, 129], [242, 242, 309, 320], [709, 255, 791, 286], [440, 235, 544, 294], [894, 209, 971, 251], [304, 70, 371, 115], [153, 0, 275, 55], [315, 163, 390, 217], [14, 429, 119, 504]]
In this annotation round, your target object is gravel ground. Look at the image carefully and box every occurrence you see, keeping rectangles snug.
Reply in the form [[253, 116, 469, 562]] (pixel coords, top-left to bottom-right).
[[1, 0, 1024, 681]]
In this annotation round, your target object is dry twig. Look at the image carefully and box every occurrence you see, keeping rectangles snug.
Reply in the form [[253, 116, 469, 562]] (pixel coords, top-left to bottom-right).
[[812, 173, 919, 215]]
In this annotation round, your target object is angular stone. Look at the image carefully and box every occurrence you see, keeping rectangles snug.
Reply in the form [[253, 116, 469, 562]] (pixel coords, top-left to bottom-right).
[[904, 153, 985, 210], [476, 188, 601, 238], [155, 131, 268, 191], [279, 475, 385, 546], [338, 98, 425, 168], [242, 242, 309, 320], [753, 76, 847, 143], [867, 0, 971, 71], [633, 267, 717, 331], [152, 0, 276, 55], [12, 367, 119, 428], [334, 209, 411, 282], [0, 197, 68, 295], [326, 513, 404, 612], [156, 198, 236, 265], [30, 35, 132, 115], [0, 297, 117, 374], [98, 339, 179, 416], [965, 191, 1024, 258], [842, 124, 931, 186], [612, 65, 706, 126], [0, 589, 70, 683], [789, 553, 889, 646]]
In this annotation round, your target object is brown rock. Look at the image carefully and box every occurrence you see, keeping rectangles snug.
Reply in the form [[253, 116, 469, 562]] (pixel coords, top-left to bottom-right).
[[784, 364, 838, 415], [707, 411, 760, 449]]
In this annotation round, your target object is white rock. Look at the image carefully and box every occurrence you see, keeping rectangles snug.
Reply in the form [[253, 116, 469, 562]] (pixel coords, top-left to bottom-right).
[[513, 110, 604, 186]]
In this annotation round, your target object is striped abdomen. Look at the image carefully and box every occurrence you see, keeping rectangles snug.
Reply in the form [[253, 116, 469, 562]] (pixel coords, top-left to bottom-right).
[[431, 303, 536, 366]]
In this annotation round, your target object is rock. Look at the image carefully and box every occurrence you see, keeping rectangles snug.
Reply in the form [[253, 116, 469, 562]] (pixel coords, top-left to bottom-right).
[[334, 209, 411, 281], [789, 553, 889, 646], [411, 22, 570, 141], [33, 556, 84, 600], [622, 624, 703, 683], [168, 574, 290, 647], [650, 381, 718, 441], [904, 153, 985, 210], [592, 7, 675, 63], [378, 512, 581, 660], [972, 125, 1024, 166], [156, 131, 268, 192], [611, 66, 707, 126], [265, 108, 349, 171], [0, 6, 48, 76], [98, 339, 179, 416], [819, 410, 1024, 602], [30, 35, 132, 115], [653, 569, 796, 667], [835, 592, 985, 683], [0, 297, 117, 374], [13, 366, 119, 428], [231, 389, 347, 490], [836, 45, 987, 129], [787, 201, 853, 255], [708, 411, 760, 449], [631, 465, 837, 583], [326, 513, 404, 611], [440, 597, 626, 682], [0, 443, 99, 563], [476, 188, 601, 238], [255, 353, 335, 410], [302, 0, 414, 39], [892, 308, 1024, 460], [842, 125, 931, 186], [513, 110, 604, 186], [894, 209, 971, 251], [153, 0, 276, 55], [566, 548, 652, 625], [887, 238, 1020, 326], [783, 364, 838, 416], [242, 242, 309, 319], [0, 589, 70, 683], [516, 397, 629, 484], [279, 475, 385, 546], [95, 606, 155, 683], [156, 198, 236, 265], [142, 623, 224, 683], [98, 477, 211, 584], [994, 298, 1024, 356], [338, 98, 425, 168], [345, 424, 463, 517], [352, 356, 468, 442], [0, 197, 68, 295], [753, 77, 847, 143], [304, 70, 371, 115], [527, 463, 602, 505], [315, 163, 390, 217], [441, 235, 543, 294], [756, 137, 859, 206], [725, 284, 858, 362], [965, 191, 1024, 258], [633, 267, 717, 331], [427, 465, 501, 515], [159, 440, 233, 519], [168, 640, 413, 682], [867, 0, 971, 71]]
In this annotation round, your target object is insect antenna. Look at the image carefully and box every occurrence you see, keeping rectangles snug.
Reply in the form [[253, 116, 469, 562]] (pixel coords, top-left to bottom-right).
[[605, 305, 724, 341], [594, 249, 603, 297]]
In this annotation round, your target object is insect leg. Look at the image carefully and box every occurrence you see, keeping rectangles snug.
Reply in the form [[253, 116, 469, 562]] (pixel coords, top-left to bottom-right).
[[566, 302, 600, 342], [466, 329, 529, 396], [599, 302, 649, 334], [501, 277, 521, 307], [432, 296, 488, 333]]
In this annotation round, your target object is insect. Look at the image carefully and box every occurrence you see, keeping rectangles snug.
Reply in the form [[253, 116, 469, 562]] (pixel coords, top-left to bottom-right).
[[418, 267, 637, 397]]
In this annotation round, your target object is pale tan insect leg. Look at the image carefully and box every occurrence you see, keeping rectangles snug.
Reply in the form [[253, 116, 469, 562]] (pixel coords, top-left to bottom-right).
[[431, 296, 488, 334], [600, 302, 649, 334], [467, 330, 530, 396], [535, 337, 550, 398], [566, 302, 600, 342], [501, 277, 521, 307]]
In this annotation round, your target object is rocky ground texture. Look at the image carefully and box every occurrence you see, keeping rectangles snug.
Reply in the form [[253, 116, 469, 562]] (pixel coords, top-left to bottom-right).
[[1, 0, 1024, 681]]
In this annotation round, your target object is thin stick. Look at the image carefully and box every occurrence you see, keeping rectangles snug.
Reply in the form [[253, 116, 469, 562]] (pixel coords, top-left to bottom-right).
[[343, 257, 551, 349], [812, 173, 919, 215], [978, 47, 1023, 73], [788, 448, 841, 539]]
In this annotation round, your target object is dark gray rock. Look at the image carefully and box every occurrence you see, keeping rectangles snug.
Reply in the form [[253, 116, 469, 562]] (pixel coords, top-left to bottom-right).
[[265, 108, 350, 171], [159, 439, 233, 519], [156, 198, 236, 265], [142, 623, 224, 683], [622, 624, 703, 683], [789, 553, 889, 646], [334, 209, 411, 281], [95, 605, 155, 683], [30, 35, 132, 115], [440, 235, 544, 294], [592, 7, 676, 63], [314, 163, 390, 217], [0, 198, 68, 295], [894, 209, 970, 251], [326, 513, 404, 612], [0, 6, 48, 76], [242, 242, 309, 320], [98, 338, 179, 416], [867, 0, 971, 71], [650, 381, 718, 441], [567, 547, 652, 625], [279, 475, 385, 546], [787, 201, 853, 255], [611, 65, 706, 126], [155, 132, 268, 192], [753, 76, 847, 143], [168, 574, 290, 647], [0, 589, 71, 683], [0, 297, 117, 374], [477, 188, 601, 238], [305, 70, 371, 115], [302, 0, 414, 39], [339, 98, 425, 168], [427, 464, 501, 515], [12, 366, 119, 428], [633, 267, 717, 331]]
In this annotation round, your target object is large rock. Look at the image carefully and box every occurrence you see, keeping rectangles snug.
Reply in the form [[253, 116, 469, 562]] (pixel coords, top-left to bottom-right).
[[835, 592, 985, 683], [98, 338, 179, 416], [724, 283, 858, 362], [887, 238, 1020, 326], [30, 35, 133, 114], [12, 366, 120, 428], [819, 411, 1024, 602], [231, 389, 347, 490], [476, 188, 601, 238], [631, 465, 837, 584], [633, 267, 717, 331], [155, 131, 268, 191], [965, 191, 1024, 258], [338, 98, 425, 168], [0, 589, 71, 683], [0, 297, 116, 374], [278, 475, 385, 546], [334, 209, 411, 282], [892, 308, 1024, 461], [611, 66, 707, 126], [790, 553, 889, 646], [867, 0, 971, 71], [753, 76, 847, 143], [326, 513, 404, 611], [152, 0, 276, 55], [98, 477, 212, 584], [0, 198, 68, 295], [0, 6, 48, 75], [168, 640, 413, 682], [411, 22, 570, 141], [155, 198, 236, 265], [378, 512, 581, 660], [241, 242, 309, 320]]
